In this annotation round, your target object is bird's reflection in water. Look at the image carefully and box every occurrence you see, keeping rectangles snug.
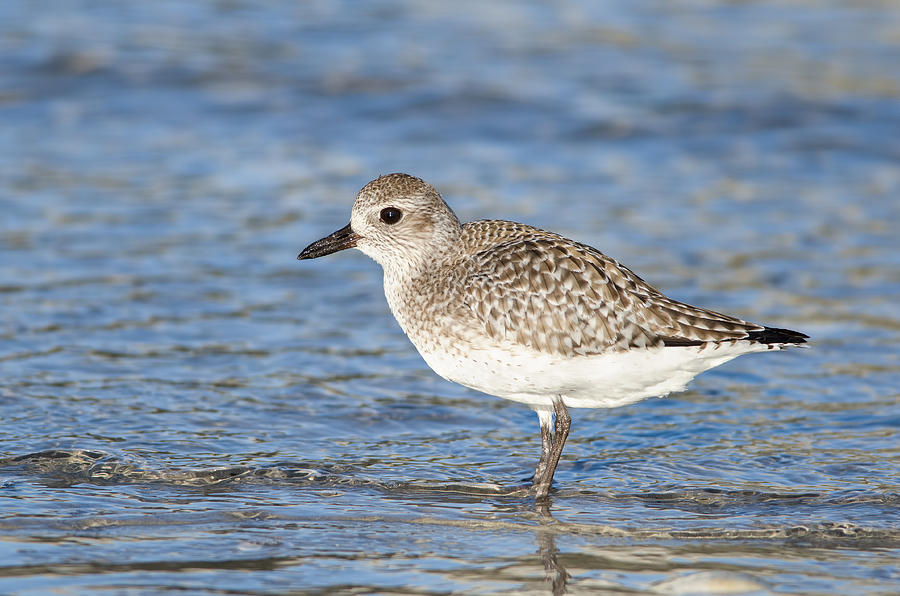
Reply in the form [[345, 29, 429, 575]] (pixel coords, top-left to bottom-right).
[[535, 500, 570, 595]]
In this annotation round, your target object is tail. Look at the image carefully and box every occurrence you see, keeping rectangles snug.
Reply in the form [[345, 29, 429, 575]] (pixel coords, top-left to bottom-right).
[[746, 326, 808, 346]]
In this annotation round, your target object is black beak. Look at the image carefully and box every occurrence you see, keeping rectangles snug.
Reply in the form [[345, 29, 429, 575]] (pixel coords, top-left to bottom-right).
[[297, 223, 359, 260]]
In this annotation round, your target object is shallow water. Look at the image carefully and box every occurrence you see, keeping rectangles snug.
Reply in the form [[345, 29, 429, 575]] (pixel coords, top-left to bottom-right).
[[1, 1, 899, 594]]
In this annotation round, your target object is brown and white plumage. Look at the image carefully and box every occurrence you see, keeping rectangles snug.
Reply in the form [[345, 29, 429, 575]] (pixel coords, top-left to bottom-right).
[[298, 173, 807, 499], [460, 219, 769, 355]]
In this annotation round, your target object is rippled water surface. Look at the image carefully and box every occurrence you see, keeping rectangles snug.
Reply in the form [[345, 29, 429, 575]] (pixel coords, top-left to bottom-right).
[[2, 1, 899, 594]]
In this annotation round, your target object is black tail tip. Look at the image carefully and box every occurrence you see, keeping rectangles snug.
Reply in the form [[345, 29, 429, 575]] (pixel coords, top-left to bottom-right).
[[746, 326, 809, 345]]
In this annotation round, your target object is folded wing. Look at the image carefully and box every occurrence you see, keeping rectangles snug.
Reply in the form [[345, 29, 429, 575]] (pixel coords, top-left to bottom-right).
[[460, 223, 803, 357]]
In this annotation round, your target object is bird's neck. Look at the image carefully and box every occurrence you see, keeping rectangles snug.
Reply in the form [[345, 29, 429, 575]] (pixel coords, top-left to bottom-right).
[[381, 245, 461, 340]]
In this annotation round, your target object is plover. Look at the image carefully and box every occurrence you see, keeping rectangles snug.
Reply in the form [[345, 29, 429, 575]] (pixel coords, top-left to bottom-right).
[[298, 173, 807, 500]]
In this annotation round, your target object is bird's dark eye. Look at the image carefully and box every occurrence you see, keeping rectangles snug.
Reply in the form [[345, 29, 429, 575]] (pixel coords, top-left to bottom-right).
[[380, 207, 402, 224]]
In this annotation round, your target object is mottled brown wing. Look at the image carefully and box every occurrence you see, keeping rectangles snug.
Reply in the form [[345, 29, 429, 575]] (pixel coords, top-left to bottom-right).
[[462, 235, 762, 356]]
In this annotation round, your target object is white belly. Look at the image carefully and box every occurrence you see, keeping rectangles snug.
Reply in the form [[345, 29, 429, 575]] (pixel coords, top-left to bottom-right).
[[417, 341, 773, 410]]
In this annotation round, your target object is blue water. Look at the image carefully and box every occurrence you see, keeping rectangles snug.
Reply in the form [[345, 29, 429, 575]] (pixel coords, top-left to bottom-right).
[[1, 1, 899, 594]]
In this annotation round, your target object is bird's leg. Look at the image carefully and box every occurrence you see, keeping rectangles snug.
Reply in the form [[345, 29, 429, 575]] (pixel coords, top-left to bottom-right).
[[533, 409, 554, 487], [534, 396, 571, 500]]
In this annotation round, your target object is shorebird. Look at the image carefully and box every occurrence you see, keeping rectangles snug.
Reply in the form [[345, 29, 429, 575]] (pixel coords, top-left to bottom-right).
[[298, 173, 807, 499]]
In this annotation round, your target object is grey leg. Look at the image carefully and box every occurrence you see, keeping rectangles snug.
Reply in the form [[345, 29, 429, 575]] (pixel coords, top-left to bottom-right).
[[534, 397, 571, 500], [533, 415, 553, 487]]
